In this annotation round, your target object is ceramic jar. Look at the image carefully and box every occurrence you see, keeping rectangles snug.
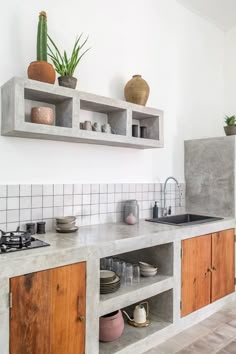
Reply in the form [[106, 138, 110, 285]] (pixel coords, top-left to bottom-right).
[[31, 107, 54, 125], [99, 310, 124, 342], [124, 200, 139, 225], [124, 75, 150, 106]]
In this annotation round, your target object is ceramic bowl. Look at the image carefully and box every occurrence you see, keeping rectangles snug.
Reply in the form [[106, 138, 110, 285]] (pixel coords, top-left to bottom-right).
[[56, 216, 76, 224]]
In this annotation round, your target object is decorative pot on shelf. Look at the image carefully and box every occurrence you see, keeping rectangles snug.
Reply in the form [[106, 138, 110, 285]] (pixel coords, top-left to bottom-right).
[[224, 126, 236, 136], [99, 310, 124, 342], [124, 74, 150, 106], [28, 61, 56, 84], [31, 107, 54, 125], [27, 11, 56, 84], [58, 76, 77, 89]]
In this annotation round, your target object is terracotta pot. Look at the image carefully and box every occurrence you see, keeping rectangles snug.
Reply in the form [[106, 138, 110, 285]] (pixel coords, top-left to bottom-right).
[[99, 310, 124, 342], [31, 107, 54, 125], [124, 75, 150, 106], [58, 76, 77, 89], [27, 61, 56, 84], [224, 126, 236, 136]]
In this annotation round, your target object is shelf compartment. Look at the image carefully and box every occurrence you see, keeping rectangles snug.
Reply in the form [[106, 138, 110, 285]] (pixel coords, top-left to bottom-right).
[[24, 88, 73, 128], [99, 289, 173, 354], [132, 107, 162, 141], [99, 275, 173, 317]]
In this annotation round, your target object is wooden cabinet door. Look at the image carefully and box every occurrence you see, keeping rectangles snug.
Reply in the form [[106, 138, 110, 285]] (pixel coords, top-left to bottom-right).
[[10, 262, 86, 354], [181, 234, 212, 317], [211, 229, 235, 302], [10, 270, 51, 354], [50, 262, 86, 354]]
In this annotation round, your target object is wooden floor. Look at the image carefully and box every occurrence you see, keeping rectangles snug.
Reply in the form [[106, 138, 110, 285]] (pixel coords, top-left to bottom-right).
[[144, 301, 236, 354]]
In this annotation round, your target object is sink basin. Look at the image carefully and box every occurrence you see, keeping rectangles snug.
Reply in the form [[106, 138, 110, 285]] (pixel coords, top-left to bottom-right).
[[146, 213, 223, 226]]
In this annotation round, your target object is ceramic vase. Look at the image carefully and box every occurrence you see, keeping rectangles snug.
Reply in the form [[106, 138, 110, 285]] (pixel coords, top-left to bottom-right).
[[31, 107, 54, 125], [27, 61, 56, 84], [99, 310, 124, 342], [124, 75, 150, 106]]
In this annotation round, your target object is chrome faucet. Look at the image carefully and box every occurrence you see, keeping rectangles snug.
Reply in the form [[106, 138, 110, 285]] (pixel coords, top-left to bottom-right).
[[163, 176, 182, 216]]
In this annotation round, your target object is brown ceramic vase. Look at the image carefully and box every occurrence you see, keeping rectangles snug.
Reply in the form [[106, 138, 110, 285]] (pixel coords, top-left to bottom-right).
[[124, 74, 150, 106], [27, 61, 56, 84], [31, 107, 54, 125]]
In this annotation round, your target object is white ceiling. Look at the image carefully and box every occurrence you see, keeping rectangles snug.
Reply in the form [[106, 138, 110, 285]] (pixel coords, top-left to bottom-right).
[[177, 0, 236, 31]]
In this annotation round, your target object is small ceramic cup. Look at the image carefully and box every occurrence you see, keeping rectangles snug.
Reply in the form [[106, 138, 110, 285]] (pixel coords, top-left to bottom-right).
[[93, 122, 101, 132], [31, 107, 54, 125], [83, 120, 92, 131], [102, 124, 112, 134]]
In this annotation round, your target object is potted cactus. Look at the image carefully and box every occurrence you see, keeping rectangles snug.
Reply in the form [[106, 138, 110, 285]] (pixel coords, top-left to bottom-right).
[[27, 11, 56, 84], [224, 115, 236, 136]]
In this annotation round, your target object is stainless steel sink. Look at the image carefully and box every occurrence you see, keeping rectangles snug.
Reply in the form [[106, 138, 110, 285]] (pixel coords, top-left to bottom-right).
[[146, 213, 223, 226]]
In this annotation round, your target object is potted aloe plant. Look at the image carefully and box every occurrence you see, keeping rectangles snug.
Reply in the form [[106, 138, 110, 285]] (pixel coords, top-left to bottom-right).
[[224, 115, 236, 136], [47, 34, 90, 89], [28, 11, 56, 84]]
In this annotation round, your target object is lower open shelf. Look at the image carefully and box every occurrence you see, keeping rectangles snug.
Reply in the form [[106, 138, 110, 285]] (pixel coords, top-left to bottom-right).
[[99, 314, 172, 354], [99, 289, 173, 353]]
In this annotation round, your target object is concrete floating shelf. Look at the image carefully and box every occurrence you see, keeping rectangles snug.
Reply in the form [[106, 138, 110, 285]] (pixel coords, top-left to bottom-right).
[[1, 77, 164, 149]]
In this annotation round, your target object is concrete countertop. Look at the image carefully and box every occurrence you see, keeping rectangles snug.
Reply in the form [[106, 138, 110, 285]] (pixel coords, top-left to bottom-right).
[[0, 217, 234, 278]]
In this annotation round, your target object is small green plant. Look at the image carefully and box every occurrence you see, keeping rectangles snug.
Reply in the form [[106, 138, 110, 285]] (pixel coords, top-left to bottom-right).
[[225, 115, 236, 126], [47, 34, 90, 77], [37, 11, 48, 62]]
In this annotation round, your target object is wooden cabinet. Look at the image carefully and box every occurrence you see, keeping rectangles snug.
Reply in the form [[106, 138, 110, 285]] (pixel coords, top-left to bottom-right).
[[10, 262, 86, 354], [181, 229, 235, 317]]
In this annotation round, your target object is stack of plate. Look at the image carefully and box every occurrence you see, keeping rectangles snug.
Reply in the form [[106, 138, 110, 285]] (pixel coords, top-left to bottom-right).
[[100, 270, 120, 294], [56, 216, 78, 233], [139, 261, 158, 277]]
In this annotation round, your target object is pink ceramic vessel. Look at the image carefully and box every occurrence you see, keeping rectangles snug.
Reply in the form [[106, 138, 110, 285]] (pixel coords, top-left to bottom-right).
[[99, 310, 124, 342], [31, 107, 54, 125]]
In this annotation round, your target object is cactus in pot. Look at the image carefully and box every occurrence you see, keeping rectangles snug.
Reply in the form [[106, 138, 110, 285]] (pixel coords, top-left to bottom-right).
[[27, 11, 56, 84]]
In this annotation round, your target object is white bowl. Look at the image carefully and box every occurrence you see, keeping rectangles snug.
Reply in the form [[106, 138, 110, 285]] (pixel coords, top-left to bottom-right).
[[139, 261, 157, 271], [56, 216, 76, 224], [56, 222, 76, 230]]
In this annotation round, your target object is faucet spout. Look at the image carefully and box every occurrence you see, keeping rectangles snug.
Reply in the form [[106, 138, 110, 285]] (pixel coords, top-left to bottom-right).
[[163, 176, 181, 216]]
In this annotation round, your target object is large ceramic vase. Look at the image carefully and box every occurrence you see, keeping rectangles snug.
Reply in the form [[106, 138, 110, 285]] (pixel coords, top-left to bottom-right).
[[99, 310, 124, 342], [28, 61, 56, 84], [124, 74, 150, 106]]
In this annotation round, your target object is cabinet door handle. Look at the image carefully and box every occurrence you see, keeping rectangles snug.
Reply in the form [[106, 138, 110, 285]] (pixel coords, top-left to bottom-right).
[[207, 268, 213, 273], [212, 266, 216, 271], [77, 295, 85, 321]]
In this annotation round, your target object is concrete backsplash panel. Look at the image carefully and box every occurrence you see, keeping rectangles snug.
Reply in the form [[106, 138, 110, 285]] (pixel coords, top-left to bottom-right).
[[185, 136, 235, 217]]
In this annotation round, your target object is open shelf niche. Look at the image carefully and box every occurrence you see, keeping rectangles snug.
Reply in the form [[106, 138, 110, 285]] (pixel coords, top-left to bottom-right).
[[99, 243, 174, 316], [99, 289, 173, 354], [1, 77, 164, 149]]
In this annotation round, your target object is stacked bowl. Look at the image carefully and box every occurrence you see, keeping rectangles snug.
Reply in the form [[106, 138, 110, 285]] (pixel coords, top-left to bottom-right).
[[139, 261, 158, 277], [56, 216, 78, 233], [100, 270, 120, 294]]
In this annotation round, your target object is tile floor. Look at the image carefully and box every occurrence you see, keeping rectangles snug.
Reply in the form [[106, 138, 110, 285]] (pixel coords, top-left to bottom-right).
[[144, 301, 236, 354]]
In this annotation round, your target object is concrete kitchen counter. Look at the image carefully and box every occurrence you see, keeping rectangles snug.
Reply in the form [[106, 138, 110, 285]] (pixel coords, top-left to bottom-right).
[[0, 217, 235, 354]]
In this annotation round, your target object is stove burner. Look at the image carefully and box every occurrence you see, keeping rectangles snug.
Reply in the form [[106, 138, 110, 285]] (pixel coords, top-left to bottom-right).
[[0, 227, 50, 253]]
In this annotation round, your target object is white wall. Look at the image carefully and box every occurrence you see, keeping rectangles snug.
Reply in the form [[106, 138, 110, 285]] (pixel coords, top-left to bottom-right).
[[0, 0, 225, 184], [224, 28, 236, 115]]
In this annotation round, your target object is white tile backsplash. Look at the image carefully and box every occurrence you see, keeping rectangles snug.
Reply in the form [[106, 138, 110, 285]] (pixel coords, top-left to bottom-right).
[[32, 185, 42, 196], [7, 185, 19, 197], [0, 183, 185, 231]]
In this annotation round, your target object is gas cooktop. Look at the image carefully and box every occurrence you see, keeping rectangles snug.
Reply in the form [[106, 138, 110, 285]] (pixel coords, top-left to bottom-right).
[[0, 227, 50, 254]]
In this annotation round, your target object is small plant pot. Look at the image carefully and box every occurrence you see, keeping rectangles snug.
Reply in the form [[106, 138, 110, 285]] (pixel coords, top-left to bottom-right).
[[27, 61, 56, 84], [31, 107, 54, 125], [58, 76, 77, 89], [224, 126, 236, 136]]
